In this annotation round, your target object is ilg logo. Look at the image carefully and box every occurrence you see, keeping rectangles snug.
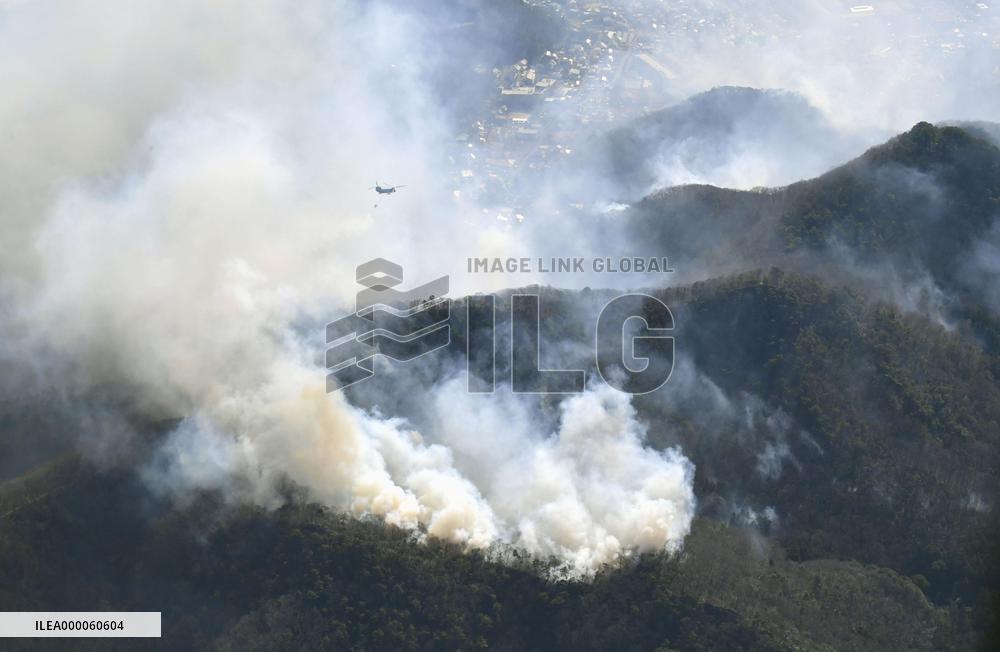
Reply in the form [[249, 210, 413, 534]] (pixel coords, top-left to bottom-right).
[[326, 259, 674, 395]]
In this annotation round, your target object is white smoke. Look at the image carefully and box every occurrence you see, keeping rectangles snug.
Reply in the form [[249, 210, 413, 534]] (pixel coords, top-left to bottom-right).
[[141, 371, 695, 577], [0, 1, 696, 577], [429, 379, 696, 575], [1, 0, 990, 576]]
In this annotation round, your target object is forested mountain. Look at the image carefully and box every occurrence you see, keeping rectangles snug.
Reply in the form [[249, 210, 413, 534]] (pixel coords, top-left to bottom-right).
[[3, 121, 1000, 650], [624, 122, 1000, 354], [0, 447, 974, 651], [593, 86, 864, 196]]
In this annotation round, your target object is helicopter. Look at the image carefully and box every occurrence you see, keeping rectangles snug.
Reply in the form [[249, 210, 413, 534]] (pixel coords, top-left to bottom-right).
[[370, 182, 406, 195]]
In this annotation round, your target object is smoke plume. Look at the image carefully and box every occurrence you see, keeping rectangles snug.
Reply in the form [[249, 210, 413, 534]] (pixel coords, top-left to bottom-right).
[[0, 0, 994, 574]]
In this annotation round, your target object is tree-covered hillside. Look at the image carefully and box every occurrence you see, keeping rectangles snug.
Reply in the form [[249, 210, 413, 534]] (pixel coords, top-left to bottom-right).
[[3, 123, 1000, 650], [0, 453, 971, 651]]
